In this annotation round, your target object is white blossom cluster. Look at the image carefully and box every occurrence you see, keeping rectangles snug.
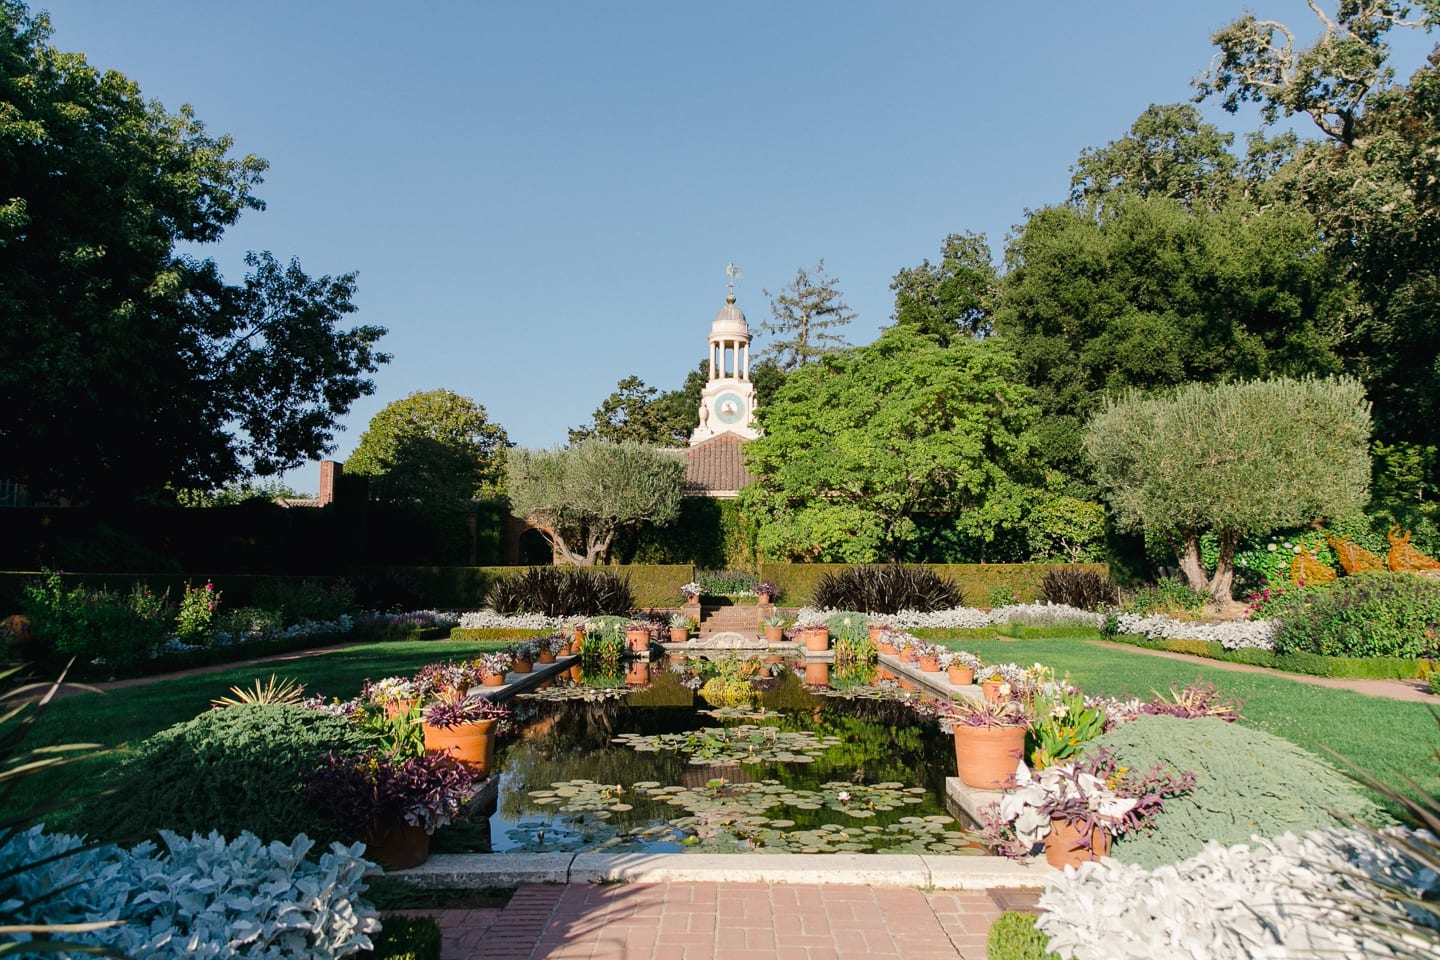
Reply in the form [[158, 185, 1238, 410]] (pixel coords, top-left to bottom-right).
[[882, 603, 1103, 630], [156, 614, 358, 657], [457, 609, 565, 631], [1112, 612, 1280, 651], [1037, 827, 1440, 959]]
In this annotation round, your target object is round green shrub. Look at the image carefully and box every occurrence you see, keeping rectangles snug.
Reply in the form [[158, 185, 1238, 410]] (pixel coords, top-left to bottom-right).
[[987, 911, 1058, 960], [1090, 714, 1382, 868], [1270, 572, 1440, 659], [84, 704, 378, 844]]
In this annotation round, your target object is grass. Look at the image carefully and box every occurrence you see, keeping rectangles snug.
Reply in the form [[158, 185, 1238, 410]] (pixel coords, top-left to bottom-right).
[[944, 637, 1440, 799]]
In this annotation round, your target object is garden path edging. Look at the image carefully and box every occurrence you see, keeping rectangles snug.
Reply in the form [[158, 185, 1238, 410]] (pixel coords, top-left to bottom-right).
[[388, 851, 1054, 890]]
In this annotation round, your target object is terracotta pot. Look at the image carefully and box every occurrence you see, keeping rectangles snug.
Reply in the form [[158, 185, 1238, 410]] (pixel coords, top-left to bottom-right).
[[899, 647, 919, 663], [764, 625, 784, 643], [669, 627, 689, 643], [868, 625, 885, 642], [804, 661, 830, 687], [537, 649, 556, 664], [1044, 818, 1111, 869], [918, 655, 941, 672], [898, 678, 917, 691], [626, 628, 651, 652], [512, 658, 533, 675], [952, 724, 1026, 789], [981, 679, 1008, 702], [365, 819, 430, 870], [876, 640, 898, 656], [384, 697, 418, 719], [757, 593, 772, 605], [480, 672, 506, 687], [876, 666, 897, 681], [626, 660, 651, 685], [804, 627, 830, 652], [947, 666, 975, 686], [568, 664, 582, 681], [422, 717, 498, 776]]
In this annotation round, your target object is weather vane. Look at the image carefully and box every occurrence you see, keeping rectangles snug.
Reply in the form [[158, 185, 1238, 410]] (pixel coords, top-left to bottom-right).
[[725, 262, 742, 299]]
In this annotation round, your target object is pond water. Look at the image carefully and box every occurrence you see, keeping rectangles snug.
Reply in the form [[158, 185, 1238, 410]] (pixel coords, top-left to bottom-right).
[[431, 656, 978, 856]]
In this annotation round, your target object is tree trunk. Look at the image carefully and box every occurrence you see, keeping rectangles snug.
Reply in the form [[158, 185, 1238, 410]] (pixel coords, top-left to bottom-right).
[[1209, 529, 1240, 605], [1173, 531, 1211, 593], [534, 521, 585, 566]]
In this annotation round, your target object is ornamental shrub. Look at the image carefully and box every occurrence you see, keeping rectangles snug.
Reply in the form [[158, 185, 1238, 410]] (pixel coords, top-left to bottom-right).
[[811, 564, 962, 613], [372, 914, 443, 960], [1039, 567, 1118, 611], [251, 577, 359, 625], [19, 572, 170, 671], [987, 911, 1059, 960], [1119, 578, 1209, 618], [484, 566, 634, 617], [0, 826, 379, 959], [1089, 714, 1381, 868], [1270, 573, 1440, 659], [85, 704, 379, 844]]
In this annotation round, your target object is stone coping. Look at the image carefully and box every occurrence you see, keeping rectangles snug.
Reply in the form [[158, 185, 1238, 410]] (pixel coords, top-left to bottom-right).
[[391, 851, 1055, 890]]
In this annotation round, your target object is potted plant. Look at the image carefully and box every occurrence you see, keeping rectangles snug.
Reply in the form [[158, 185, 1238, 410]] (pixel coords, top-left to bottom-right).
[[564, 619, 586, 654], [895, 634, 921, 663], [540, 634, 569, 664], [420, 691, 511, 777], [510, 640, 537, 675], [755, 579, 779, 604], [626, 618, 655, 653], [943, 650, 981, 686], [667, 613, 693, 643], [306, 750, 482, 870], [979, 666, 1012, 702], [938, 696, 1032, 790], [872, 625, 899, 656], [364, 676, 420, 719], [762, 613, 789, 643], [476, 651, 513, 687], [680, 580, 703, 602], [916, 642, 942, 672], [414, 660, 483, 698]]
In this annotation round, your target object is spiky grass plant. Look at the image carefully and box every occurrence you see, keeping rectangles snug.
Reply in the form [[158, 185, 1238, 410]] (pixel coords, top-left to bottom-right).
[[210, 673, 307, 708]]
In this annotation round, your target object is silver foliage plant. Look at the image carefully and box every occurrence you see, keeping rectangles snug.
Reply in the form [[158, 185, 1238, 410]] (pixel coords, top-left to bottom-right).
[[1036, 827, 1440, 959], [0, 827, 379, 958], [1112, 612, 1280, 651], [458, 610, 564, 630]]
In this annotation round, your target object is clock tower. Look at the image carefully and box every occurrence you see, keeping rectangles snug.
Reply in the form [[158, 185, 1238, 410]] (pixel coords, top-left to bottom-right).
[[691, 267, 760, 444]]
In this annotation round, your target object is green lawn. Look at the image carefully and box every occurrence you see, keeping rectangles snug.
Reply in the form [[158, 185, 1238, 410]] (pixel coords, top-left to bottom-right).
[[7, 635, 1435, 829]]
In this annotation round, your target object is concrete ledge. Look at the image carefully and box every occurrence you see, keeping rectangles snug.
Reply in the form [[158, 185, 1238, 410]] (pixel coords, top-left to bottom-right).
[[390, 851, 1050, 890], [922, 855, 1057, 889], [946, 776, 1005, 826], [877, 654, 983, 702], [392, 852, 573, 886], [571, 852, 932, 887]]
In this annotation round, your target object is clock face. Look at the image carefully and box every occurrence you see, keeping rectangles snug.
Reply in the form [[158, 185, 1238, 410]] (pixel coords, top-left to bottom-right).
[[714, 391, 746, 425]]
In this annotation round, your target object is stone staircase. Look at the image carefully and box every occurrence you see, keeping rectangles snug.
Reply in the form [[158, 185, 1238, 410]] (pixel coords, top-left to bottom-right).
[[697, 603, 764, 638]]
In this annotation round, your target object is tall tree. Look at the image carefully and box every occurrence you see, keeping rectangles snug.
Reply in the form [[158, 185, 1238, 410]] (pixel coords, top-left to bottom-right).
[[0, 2, 387, 502], [1084, 376, 1371, 603], [569, 375, 691, 446], [347, 389, 509, 503], [739, 327, 1039, 562], [758, 261, 855, 370], [1069, 103, 1241, 211], [888, 232, 998, 345], [994, 194, 1350, 483], [506, 440, 685, 565]]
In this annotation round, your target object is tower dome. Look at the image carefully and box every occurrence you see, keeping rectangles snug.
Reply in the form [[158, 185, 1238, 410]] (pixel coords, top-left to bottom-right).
[[709, 294, 750, 338]]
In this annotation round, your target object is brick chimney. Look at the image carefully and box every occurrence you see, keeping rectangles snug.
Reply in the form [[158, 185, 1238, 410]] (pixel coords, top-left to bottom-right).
[[318, 460, 342, 506]]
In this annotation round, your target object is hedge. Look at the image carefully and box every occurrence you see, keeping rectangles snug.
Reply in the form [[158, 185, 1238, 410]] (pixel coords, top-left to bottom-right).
[[447, 629, 552, 643], [758, 563, 1110, 607], [1112, 635, 1434, 680]]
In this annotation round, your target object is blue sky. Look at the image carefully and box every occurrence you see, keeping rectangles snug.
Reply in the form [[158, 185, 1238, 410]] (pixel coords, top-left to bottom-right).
[[39, 1, 1440, 494]]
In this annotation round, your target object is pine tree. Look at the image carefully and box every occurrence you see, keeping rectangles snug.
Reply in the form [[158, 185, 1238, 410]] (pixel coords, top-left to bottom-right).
[[758, 261, 855, 371]]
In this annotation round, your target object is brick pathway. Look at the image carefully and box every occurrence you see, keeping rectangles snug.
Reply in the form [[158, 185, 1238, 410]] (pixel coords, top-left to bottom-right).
[[403, 882, 1036, 960]]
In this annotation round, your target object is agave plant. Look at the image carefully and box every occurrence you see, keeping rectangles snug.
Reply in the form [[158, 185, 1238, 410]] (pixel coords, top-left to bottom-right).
[[210, 673, 307, 708], [0, 662, 126, 955]]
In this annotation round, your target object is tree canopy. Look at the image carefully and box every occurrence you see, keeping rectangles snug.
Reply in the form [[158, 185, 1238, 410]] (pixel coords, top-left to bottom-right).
[[739, 327, 1039, 563], [505, 440, 685, 565], [1084, 376, 1372, 602], [0, 2, 387, 502], [887, 232, 998, 345], [346, 389, 510, 503]]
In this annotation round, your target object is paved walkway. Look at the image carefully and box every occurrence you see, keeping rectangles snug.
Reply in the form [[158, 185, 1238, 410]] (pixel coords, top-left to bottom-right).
[[399, 882, 1038, 960], [1093, 641, 1437, 703]]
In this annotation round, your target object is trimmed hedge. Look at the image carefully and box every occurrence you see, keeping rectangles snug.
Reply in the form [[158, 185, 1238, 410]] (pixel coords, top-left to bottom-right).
[[1112, 635, 1432, 679], [994, 624, 1103, 641], [759, 563, 1108, 606], [912, 627, 999, 642], [447, 629, 551, 643], [370, 915, 442, 960]]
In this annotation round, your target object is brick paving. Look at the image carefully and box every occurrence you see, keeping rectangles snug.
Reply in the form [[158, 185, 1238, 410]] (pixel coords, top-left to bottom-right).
[[404, 882, 1040, 960]]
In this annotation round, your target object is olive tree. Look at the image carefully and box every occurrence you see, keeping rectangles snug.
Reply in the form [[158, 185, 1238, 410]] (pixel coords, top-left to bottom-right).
[[1084, 376, 1371, 603], [506, 440, 685, 565]]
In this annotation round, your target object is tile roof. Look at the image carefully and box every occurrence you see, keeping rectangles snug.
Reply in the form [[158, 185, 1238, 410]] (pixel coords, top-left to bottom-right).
[[682, 433, 754, 497]]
